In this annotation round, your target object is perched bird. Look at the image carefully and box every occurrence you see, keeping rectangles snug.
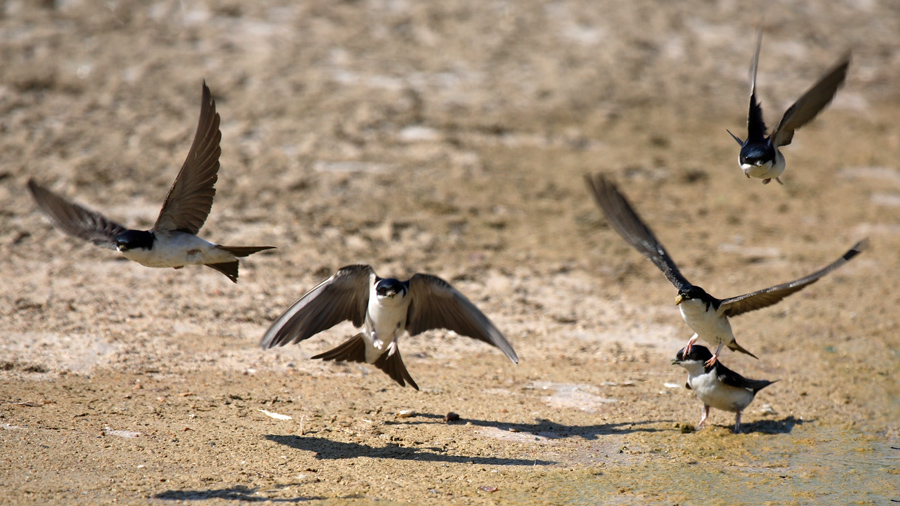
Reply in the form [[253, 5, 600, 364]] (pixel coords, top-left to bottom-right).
[[585, 173, 867, 366], [727, 28, 850, 185], [673, 345, 776, 433], [260, 265, 519, 390], [27, 82, 273, 283]]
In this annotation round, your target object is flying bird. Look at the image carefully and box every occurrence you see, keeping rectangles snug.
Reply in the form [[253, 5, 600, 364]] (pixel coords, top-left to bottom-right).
[[260, 265, 519, 390], [585, 173, 867, 366], [673, 345, 776, 433], [727, 28, 850, 184], [27, 82, 273, 282]]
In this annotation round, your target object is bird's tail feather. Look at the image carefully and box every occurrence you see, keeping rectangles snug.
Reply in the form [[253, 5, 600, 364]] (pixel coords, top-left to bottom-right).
[[205, 261, 239, 283], [728, 339, 759, 360], [373, 347, 419, 390], [311, 334, 368, 363], [312, 334, 419, 390], [748, 378, 778, 393]]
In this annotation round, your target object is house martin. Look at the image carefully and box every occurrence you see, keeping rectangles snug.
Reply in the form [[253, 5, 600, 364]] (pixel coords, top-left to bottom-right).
[[585, 173, 867, 365], [27, 82, 273, 283], [727, 28, 850, 185], [673, 345, 776, 433], [260, 265, 519, 390]]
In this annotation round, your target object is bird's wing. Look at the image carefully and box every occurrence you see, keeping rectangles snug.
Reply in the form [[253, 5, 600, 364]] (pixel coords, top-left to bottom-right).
[[715, 363, 775, 392], [406, 274, 518, 364], [746, 26, 769, 142], [153, 81, 222, 234], [260, 265, 374, 348], [748, 25, 763, 99], [772, 51, 851, 147], [584, 173, 692, 291], [719, 239, 867, 318], [27, 179, 128, 250]]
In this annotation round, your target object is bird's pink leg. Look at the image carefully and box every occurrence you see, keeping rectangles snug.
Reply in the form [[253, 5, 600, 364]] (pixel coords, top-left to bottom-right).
[[705, 341, 723, 367], [685, 334, 699, 354], [775, 177, 784, 185], [733, 411, 743, 433], [697, 405, 710, 429], [387, 339, 399, 357]]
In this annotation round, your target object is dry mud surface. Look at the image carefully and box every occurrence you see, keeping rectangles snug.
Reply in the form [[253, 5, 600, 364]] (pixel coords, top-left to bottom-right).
[[1, 1, 899, 504]]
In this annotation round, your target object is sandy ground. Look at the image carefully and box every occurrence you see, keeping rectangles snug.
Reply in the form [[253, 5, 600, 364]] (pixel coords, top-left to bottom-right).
[[1, 0, 899, 504]]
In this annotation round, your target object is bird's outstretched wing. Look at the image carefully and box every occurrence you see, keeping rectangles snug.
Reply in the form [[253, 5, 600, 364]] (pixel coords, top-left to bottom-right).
[[153, 81, 222, 234], [260, 265, 374, 348], [748, 24, 763, 99], [719, 239, 867, 317], [27, 179, 128, 250], [406, 274, 518, 364], [772, 52, 851, 147], [584, 173, 692, 291]]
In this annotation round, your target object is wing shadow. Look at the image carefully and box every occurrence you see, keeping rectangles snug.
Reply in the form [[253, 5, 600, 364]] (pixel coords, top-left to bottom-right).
[[155, 485, 323, 502], [265, 434, 554, 465], [391, 413, 672, 440]]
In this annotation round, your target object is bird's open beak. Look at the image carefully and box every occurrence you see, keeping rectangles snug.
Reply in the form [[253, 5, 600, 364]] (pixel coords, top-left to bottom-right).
[[675, 294, 684, 305]]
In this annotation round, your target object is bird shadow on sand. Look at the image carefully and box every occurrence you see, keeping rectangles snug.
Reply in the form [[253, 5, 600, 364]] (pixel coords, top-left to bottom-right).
[[266, 414, 674, 465], [737, 415, 811, 434], [155, 485, 323, 502], [265, 434, 555, 465], [387, 413, 673, 440]]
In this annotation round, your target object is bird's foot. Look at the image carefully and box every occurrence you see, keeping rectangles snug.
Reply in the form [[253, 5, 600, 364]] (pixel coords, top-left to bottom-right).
[[372, 333, 384, 350], [705, 340, 724, 367], [745, 172, 751, 178], [733, 411, 742, 433], [684, 334, 699, 355], [762, 178, 772, 185], [775, 177, 784, 185], [386, 340, 399, 357]]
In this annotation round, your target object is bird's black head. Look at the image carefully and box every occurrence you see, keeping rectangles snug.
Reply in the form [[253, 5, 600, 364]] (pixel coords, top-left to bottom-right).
[[375, 278, 407, 298], [673, 345, 713, 365], [676, 286, 713, 306], [115, 230, 155, 252], [739, 143, 776, 167]]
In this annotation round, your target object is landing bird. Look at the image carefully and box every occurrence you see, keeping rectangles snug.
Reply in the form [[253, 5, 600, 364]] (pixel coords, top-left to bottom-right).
[[585, 173, 867, 366], [27, 82, 273, 283], [260, 265, 519, 390], [727, 28, 850, 185], [673, 345, 776, 433]]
